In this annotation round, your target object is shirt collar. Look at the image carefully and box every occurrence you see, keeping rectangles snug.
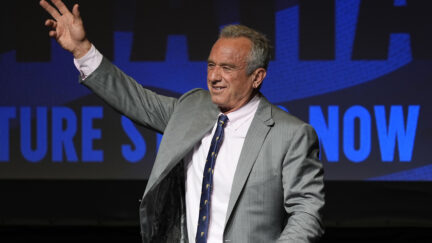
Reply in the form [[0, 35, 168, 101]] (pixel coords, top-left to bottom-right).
[[222, 94, 261, 132]]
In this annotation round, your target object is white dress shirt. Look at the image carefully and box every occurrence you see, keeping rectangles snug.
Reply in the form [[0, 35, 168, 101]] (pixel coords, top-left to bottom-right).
[[74, 45, 261, 242], [73, 44, 103, 79], [184, 95, 260, 243]]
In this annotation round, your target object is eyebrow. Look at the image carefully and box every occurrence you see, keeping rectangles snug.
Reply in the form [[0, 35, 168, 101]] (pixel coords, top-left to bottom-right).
[[207, 59, 237, 68]]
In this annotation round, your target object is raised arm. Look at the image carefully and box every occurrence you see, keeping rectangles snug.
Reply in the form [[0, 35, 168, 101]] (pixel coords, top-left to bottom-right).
[[40, 0, 177, 132], [40, 0, 91, 58]]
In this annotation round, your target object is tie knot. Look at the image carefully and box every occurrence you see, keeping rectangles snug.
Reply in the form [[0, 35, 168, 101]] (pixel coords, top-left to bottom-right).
[[218, 114, 228, 127]]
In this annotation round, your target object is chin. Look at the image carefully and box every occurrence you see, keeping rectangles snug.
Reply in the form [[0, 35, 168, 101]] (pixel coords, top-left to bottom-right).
[[211, 98, 223, 107], [210, 97, 228, 110], [210, 94, 222, 104]]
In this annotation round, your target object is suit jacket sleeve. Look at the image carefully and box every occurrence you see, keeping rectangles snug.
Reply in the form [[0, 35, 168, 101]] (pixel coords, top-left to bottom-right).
[[79, 57, 178, 133], [278, 124, 325, 242]]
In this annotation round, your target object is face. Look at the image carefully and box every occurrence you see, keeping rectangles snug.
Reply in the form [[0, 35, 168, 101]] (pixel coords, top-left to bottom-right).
[[207, 37, 264, 114]]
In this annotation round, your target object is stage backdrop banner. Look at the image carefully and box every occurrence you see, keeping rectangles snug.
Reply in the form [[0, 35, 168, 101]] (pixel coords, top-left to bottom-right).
[[1, 0, 431, 180]]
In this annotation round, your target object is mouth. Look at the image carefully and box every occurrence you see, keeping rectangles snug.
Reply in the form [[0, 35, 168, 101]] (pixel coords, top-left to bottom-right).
[[211, 85, 226, 92]]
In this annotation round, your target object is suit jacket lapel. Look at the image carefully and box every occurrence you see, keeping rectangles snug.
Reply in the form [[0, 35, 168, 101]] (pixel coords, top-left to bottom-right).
[[224, 96, 274, 225], [145, 97, 219, 194]]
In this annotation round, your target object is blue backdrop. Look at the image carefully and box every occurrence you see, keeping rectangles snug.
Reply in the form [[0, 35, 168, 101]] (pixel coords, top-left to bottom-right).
[[1, 0, 431, 180]]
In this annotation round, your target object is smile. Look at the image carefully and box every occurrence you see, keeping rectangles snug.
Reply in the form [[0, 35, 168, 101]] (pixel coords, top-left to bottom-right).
[[212, 86, 226, 92]]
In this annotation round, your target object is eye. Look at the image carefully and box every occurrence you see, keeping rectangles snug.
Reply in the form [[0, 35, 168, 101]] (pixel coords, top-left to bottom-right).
[[207, 63, 215, 69], [222, 65, 232, 71]]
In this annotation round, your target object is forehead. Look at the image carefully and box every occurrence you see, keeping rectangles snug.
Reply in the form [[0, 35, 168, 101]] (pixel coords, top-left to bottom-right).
[[208, 37, 252, 63]]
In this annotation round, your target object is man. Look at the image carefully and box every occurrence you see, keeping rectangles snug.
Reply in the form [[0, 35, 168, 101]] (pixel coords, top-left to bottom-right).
[[40, 0, 325, 242]]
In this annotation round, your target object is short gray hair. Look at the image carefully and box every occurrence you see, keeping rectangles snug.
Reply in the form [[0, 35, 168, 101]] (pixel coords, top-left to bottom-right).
[[219, 24, 271, 75]]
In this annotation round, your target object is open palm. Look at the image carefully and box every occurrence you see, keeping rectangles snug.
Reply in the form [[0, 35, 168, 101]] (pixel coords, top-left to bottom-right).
[[40, 0, 91, 58]]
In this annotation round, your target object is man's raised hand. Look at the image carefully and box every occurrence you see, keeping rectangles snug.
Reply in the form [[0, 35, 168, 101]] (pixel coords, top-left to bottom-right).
[[40, 0, 91, 58]]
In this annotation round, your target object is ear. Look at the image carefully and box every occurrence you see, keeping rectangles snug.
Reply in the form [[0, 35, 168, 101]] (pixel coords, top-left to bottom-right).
[[251, 68, 267, 89]]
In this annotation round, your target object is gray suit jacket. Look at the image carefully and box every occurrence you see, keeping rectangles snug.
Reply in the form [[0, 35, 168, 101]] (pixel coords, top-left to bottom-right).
[[82, 58, 325, 243]]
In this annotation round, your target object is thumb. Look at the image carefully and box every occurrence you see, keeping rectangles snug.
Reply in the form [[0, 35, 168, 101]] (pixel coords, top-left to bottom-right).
[[72, 4, 80, 18]]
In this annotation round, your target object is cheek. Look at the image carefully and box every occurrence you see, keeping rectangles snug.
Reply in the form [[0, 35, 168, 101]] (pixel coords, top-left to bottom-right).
[[233, 78, 252, 95], [206, 73, 211, 83]]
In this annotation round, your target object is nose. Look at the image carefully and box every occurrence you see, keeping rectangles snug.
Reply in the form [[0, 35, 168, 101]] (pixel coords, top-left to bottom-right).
[[208, 66, 222, 82]]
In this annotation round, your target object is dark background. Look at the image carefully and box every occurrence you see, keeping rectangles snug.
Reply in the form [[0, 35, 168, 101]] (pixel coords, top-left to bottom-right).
[[1, 0, 431, 241]]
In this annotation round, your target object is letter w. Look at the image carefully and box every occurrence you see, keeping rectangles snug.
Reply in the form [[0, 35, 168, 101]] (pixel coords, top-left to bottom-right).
[[375, 105, 420, 162]]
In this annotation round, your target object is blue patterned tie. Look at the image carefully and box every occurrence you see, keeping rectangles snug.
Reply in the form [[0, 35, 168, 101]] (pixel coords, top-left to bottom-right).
[[195, 114, 228, 243]]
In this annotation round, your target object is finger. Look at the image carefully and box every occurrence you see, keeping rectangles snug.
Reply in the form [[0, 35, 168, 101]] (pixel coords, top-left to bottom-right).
[[72, 4, 80, 18], [49, 30, 57, 38], [40, 0, 61, 20], [51, 0, 70, 15], [45, 19, 57, 28]]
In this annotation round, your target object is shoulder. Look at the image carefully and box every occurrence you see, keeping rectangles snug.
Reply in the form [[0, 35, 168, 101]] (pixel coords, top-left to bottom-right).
[[172, 88, 217, 113], [270, 102, 308, 128], [178, 88, 211, 103], [268, 102, 318, 140]]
